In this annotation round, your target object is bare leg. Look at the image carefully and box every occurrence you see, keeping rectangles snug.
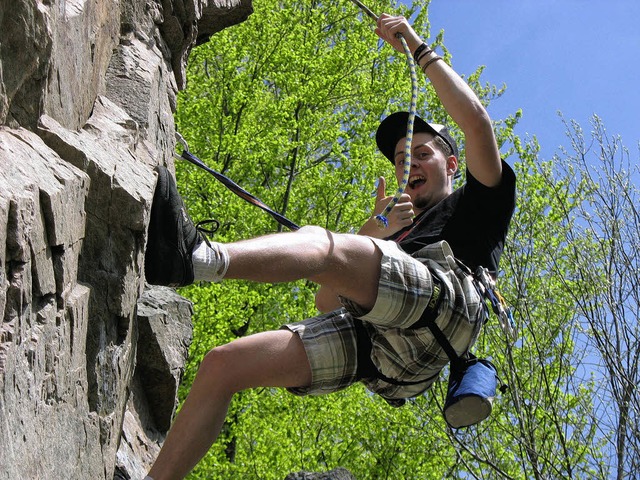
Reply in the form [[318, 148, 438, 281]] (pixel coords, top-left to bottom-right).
[[148, 329, 312, 480], [224, 226, 382, 311], [148, 227, 382, 478]]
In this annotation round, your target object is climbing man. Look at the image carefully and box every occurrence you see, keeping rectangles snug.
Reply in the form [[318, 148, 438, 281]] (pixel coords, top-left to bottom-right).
[[144, 13, 516, 480]]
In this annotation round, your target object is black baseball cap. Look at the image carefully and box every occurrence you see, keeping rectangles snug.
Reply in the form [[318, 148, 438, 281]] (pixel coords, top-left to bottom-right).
[[375, 111, 458, 164]]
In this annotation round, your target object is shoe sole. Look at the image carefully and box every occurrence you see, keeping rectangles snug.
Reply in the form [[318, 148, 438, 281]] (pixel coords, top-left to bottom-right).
[[145, 166, 198, 287]]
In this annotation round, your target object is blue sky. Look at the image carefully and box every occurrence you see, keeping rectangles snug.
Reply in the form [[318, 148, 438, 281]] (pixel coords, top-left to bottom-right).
[[423, 0, 640, 161]]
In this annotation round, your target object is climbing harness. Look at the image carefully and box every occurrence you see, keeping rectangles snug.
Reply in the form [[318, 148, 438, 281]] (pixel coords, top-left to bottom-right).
[[348, 0, 419, 229]]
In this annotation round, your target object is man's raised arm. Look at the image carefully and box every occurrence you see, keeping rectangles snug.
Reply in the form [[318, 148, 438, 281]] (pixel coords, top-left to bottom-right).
[[375, 14, 503, 187]]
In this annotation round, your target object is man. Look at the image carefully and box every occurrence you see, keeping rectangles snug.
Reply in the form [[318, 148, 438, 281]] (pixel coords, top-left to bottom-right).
[[145, 13, 516, 480]]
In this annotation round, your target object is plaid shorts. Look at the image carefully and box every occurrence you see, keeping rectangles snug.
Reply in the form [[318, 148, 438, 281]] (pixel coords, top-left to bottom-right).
[[283, 239, 485, 401]]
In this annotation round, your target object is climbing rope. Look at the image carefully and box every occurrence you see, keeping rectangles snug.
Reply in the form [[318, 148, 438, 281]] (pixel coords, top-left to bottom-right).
[[348, 0, 419, 229], [375, 35, 418, 229]]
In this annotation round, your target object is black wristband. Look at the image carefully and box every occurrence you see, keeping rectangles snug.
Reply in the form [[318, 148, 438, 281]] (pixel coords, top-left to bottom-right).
[[412, 43, 429, 63], [421, 55, 443, 73]]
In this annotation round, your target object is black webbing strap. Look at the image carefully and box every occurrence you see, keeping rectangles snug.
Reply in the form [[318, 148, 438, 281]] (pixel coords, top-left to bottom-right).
[[419, 276, 467, 370], [354, 275, 452, 385], [424, 318, 465, 370], [179, 150, 301, 232]]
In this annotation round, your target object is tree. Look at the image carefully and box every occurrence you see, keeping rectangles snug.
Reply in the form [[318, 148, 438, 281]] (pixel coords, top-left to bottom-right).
[[542, 115, 640, 479], [483, 133, 604, 479], [473, 114, 640, 480]]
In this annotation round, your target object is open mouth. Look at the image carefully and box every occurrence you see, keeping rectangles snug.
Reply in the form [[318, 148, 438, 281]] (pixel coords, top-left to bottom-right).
[[408, 175, 426, 189]]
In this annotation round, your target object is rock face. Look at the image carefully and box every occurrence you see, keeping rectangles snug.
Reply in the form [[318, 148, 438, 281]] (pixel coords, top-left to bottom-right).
[[284, 468, 358, 480], [0, 1, 252, 478]]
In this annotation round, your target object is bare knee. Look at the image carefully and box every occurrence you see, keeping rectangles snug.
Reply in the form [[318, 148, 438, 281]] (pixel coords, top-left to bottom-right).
[[197, 345, 243, 394], [295, 225, 339, 272], [296, 225, 368, 266], [298, 227, 380, 300], [297, 225, 329, 236], [195, 330, 313, 395], [297, 225, 333, 252]]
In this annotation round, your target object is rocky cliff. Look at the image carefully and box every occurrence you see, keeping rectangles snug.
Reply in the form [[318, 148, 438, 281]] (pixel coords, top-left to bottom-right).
[[0, 1, 252, 478]]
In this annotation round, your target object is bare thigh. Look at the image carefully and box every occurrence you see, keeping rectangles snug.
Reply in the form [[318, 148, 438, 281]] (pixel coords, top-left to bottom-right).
[[306, 229, 382, 311], [225, 226, 382, 312], [203, 329, 313, 393]]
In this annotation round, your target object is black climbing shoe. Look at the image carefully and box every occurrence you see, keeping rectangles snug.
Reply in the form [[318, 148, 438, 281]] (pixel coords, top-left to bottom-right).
[[145, 166, 202, 287]]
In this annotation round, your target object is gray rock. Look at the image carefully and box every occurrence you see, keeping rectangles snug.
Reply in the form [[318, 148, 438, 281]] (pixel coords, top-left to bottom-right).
[[284, 468, 357, 480], [0, 0, 250, 478]]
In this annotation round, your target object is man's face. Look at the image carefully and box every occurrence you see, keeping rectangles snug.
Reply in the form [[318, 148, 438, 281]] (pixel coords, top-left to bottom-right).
[[393, 132, 458, 212]]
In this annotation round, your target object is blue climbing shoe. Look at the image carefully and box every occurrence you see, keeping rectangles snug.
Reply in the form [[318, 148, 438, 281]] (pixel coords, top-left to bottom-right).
[[145, 166, 201, 287]]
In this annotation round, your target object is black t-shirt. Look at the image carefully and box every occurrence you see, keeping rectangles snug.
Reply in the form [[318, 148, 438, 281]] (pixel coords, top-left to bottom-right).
[[386, 161, 516, 275]]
